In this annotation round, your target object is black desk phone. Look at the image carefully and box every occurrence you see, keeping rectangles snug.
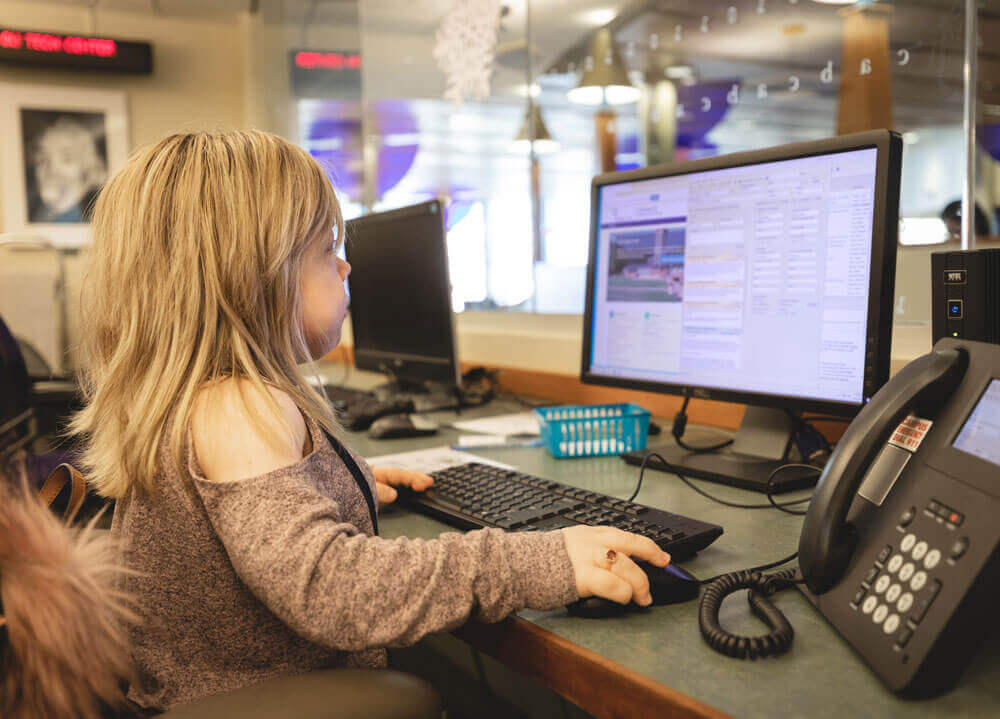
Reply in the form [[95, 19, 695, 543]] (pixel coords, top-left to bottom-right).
[[701, 338, 1000, 697]]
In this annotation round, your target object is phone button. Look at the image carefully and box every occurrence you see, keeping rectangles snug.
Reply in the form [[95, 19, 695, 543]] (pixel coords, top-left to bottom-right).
[[852, 588, 867, 607], [911, 597, 934, 624], [885, 583, 902, 603], [896, 592, 914, 614], [862, 595, 879, 615], [873, 604, 889, 625], [887, 555, 904, 574], [950, 537, 969, 560], [899, 562, 916, 583], [874, 575, 891, 594], [923, 549, 941, 570], [912, 541, 929, 561], [883, 613, 901, 634], [910, 571, 928, 592], [876, 545, 893, 564], [863, 566, 879, 586], [901, 533, 917, 553], [898, 507, 916, 527]]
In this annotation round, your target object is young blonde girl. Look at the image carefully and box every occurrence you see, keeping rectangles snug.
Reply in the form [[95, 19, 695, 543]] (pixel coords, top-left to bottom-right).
[[71, 130, 669, 711]]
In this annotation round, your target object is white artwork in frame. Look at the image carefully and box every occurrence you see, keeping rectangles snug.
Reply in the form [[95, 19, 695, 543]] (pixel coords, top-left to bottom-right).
[[0, 84, 129, 247]]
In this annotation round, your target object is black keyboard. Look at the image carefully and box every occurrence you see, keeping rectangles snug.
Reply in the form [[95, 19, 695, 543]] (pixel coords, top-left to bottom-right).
[[324, 385, 414, 431], [398, 462, 723, 559]]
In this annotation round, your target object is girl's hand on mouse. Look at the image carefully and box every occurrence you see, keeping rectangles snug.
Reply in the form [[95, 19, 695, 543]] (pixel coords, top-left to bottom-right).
[[561, 526, 670, 606], [372, 466, 434, 504]]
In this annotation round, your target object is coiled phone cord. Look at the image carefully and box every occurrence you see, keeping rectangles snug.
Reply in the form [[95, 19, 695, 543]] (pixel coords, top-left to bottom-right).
[[698, 566, 802, 660]]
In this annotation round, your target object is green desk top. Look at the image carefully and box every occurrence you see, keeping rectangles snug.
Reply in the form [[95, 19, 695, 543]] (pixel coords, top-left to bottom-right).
[[322, 370, 999, 719]]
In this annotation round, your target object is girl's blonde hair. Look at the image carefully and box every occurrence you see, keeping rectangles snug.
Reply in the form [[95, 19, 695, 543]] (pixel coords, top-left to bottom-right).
[[71, 130, 343, 498]]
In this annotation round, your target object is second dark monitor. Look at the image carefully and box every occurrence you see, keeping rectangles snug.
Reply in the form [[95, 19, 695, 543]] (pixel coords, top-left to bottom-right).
[[345, 200, 460, 391]]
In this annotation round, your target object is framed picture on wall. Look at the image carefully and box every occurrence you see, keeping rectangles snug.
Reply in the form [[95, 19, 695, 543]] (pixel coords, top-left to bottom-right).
[[0, 84, 129, 247]]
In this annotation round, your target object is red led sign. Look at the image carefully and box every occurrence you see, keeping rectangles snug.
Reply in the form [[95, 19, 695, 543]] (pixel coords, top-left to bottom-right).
[[289, 49, 361, 98], [0, 26, 151, 74], [294, 51, 361, 70]]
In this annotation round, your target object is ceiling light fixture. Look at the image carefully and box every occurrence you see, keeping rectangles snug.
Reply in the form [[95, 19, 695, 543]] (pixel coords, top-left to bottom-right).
[[567, 28, 639, 105], [511, 104, 559, 154]]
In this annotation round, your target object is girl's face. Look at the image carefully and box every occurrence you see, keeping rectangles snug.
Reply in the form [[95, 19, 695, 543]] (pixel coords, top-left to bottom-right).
[[301, 230, 351, 359]]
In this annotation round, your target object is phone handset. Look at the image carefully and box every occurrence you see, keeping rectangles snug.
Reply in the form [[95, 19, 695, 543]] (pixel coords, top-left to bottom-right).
[[798, 347, 968, 595]]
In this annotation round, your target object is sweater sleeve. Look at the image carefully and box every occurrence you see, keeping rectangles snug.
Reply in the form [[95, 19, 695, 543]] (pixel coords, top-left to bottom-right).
[[191, 454, 578, 652]]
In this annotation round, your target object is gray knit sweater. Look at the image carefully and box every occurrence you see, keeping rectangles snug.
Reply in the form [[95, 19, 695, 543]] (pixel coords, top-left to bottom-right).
[[112, 414, 578, 710]]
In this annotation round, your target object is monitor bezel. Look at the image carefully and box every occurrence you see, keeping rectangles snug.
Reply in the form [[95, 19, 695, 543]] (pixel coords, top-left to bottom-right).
[[580, 130, 903, 418], [345, 200, 462, 388]]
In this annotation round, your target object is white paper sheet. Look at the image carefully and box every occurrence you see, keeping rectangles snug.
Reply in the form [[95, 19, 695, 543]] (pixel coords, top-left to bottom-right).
[[450, 412, 541, 437], [365, 446, 512, 473]]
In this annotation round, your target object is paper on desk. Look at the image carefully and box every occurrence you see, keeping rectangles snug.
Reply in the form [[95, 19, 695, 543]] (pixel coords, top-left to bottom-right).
[[366, 446, 512, 473], [450, 412, 540, 438]]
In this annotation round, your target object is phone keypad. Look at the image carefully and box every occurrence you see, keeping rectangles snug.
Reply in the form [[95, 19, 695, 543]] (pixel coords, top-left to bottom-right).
[[849, 521, 965, 654]]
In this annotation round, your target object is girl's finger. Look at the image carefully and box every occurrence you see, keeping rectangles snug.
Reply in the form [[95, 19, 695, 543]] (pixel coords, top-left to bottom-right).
[[375, 482, 398, 504]]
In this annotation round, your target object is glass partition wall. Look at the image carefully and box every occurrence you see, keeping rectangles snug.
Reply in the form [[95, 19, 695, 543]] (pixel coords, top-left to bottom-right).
[[269, 0, 995, 331]]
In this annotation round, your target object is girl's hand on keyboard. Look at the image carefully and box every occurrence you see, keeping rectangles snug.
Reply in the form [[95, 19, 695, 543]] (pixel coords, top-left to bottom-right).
[[372, 466, 434, 504], [561, 526, 671, 606]]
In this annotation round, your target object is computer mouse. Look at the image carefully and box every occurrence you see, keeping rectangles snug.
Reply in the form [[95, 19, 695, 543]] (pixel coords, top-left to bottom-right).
[[367, 413, 439, 440], [566, 561, 701, 618]]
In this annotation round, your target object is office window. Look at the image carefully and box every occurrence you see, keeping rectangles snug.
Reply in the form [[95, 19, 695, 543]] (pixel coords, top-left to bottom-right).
[[276, 0, 994, 315]]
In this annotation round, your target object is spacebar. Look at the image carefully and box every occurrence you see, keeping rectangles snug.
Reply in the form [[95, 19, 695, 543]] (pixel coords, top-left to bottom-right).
[[494, 504, 570, 529]]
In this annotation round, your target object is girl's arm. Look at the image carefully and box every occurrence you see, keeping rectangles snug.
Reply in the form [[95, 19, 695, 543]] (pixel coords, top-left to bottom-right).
[[194, 471, 576, 651], [190, 381, 578, 652]]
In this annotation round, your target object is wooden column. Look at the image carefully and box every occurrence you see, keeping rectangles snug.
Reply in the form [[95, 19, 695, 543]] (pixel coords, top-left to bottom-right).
[[596, 109, 617, 173], [836, 5, 894, 135]]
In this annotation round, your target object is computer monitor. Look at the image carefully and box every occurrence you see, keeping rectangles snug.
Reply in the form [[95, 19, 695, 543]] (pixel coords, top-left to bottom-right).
[[581, 130, 903, 491], [344, 200, 461, 397]]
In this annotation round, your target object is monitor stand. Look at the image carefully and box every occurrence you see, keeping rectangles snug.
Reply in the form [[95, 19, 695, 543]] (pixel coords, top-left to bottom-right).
[[372, 378, 464, 412], [620, 406, 821, 494]]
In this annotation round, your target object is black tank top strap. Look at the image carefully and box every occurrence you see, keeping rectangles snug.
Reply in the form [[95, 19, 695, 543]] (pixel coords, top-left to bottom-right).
[[322, 430, 379, 536]]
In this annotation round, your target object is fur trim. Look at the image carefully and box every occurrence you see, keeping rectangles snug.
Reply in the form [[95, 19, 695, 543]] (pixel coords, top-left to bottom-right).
[[0, 481, 137, 719]]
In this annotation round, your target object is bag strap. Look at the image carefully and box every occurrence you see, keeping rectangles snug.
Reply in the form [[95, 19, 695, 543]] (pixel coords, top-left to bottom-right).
[[37, 463, 87, 524], [323, 430, 379, 536]]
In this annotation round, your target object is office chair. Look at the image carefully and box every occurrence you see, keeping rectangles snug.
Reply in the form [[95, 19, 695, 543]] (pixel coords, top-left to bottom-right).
[[0, 313, 78, 499], [157, 669, 442, 719], [0, 312, 38, 462]]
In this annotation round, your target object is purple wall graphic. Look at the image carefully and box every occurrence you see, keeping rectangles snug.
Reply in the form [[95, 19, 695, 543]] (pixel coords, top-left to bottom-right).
[[305, 100, 419, 201]]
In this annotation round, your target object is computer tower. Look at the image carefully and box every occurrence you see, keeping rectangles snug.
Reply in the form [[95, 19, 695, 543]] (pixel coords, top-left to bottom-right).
[[931, 249, 1000, 344]]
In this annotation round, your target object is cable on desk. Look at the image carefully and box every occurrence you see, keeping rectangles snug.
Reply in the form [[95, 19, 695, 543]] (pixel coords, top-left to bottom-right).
[[699, 566, 802, 660], [627, 452, 819, 515], [672, 396, 734, 453], [627, 449, 814, 660], [699, 551, 800, 586]]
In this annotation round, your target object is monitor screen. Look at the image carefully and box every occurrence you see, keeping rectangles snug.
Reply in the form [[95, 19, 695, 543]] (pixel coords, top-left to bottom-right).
[[953, 379, 1000, 468], [585, 144, 884, 411], [345, 200, 459, 385]]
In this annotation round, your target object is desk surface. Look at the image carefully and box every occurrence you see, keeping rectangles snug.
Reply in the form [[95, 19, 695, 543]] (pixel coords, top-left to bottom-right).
[[323, 368, 1000, 719]]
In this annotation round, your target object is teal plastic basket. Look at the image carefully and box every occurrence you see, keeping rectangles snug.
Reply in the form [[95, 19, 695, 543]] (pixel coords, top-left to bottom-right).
[[534, 403, 651, 458]]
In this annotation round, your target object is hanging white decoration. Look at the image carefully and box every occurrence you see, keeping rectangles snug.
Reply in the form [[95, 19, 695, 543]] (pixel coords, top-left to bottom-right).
[[433, 0, 503, 105]]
